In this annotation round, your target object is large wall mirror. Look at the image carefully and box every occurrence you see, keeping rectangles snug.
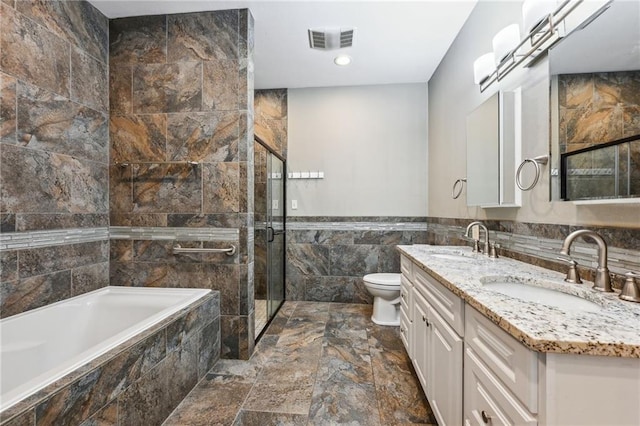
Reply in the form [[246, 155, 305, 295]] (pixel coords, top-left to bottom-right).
[[549, 0, 640, 201]]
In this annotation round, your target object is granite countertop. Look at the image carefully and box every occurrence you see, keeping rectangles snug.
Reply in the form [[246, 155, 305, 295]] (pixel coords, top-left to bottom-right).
[[397, 245, 640, 358]]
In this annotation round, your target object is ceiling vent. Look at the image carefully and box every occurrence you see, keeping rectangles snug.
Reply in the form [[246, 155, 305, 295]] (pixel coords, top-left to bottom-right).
[[308, 27, 356, 50]]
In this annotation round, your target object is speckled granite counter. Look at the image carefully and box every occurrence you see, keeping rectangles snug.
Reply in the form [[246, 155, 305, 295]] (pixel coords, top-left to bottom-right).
[[397, 245, 640, 358]]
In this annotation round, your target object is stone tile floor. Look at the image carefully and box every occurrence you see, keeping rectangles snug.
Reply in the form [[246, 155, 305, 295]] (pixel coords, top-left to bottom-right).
[[163, 301, 436, 426]]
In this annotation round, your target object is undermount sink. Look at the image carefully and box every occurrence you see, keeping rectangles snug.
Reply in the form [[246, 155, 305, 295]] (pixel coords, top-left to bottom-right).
[[429, 252, 478, 261], [480, 276, 602, 312]]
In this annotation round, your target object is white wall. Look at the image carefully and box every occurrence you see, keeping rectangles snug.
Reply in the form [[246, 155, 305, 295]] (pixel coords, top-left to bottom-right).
[[428, 1, 639, 227], [287, 84, 428, 217]]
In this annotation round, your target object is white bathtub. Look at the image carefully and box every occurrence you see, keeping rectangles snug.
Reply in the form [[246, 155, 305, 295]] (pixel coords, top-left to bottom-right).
[[0, 286, 211, 412]]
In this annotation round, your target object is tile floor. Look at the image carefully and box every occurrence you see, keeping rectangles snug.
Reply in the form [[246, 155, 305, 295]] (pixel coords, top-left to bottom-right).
[[163, 301, 436, 426]]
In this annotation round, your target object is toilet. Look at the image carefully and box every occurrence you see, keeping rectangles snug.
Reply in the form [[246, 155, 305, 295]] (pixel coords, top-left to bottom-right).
[[363, 273, 402, 326]]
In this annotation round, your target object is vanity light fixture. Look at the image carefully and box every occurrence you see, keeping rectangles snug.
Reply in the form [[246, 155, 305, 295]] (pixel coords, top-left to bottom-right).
[[473, 53, 495, 84], [334, 54, 352, 66], [476, 0, 610, 92]]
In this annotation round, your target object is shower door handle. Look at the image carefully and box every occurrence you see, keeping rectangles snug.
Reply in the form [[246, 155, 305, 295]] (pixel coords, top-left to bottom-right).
[[267, 226, 274, 242]]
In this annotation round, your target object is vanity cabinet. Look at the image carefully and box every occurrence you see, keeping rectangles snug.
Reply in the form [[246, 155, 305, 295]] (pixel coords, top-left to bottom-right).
[[401, 256, 463, 426], [399, 250, 640, 426]]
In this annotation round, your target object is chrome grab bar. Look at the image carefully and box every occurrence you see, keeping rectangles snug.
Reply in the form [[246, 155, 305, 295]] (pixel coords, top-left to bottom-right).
[[452, 178, 467, 199], [172, 244, 236, 256], [516, 155, 548, 191]]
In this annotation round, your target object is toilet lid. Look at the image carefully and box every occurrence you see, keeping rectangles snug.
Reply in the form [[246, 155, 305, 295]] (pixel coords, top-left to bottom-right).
[[364, 273, 401, 286]]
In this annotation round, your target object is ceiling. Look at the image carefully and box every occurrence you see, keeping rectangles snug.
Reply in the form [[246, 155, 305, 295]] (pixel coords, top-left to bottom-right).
[[89, 0, 477, 90]]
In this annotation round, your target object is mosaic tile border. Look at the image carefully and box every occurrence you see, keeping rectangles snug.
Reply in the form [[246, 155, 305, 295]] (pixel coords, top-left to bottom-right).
[[0, 227, 109, 251], [0, 227, 240, 251], [287, 222, 428, 231], [109, 226, 239, 241], [426, 219, 640, 278]]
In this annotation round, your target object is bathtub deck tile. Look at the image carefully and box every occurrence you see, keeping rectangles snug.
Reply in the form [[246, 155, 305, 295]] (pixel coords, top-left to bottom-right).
[[162, 301, 435, 426]]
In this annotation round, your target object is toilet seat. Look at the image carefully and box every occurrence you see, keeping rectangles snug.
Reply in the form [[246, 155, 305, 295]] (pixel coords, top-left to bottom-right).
[[363, 273, 401, 287]]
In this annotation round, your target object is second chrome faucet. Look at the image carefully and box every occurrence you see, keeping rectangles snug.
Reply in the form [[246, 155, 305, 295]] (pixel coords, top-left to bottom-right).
[[464, 221, 498, 258], [559, 229, 612, 292]]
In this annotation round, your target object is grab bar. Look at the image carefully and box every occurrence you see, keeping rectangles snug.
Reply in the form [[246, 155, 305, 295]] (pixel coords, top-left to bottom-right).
[[172, 244, 236, 256], [516, 155, 548, 191]]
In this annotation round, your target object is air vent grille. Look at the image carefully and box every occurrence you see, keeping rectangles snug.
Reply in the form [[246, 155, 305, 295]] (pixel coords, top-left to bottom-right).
[[308, 27, 356, 50]]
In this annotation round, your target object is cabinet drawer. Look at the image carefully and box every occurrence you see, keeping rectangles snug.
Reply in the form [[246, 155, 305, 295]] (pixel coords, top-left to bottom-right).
[[400, 274, 413, 319], [400, 309, 411, 356], [464, 346, 537, 426], [465, 305, 538, 413], [401, 255, 414, 282], [414, 267, 464, 336]]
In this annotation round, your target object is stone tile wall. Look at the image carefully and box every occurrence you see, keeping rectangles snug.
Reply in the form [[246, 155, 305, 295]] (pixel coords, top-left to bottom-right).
[[255, 89, 288, 158], [286, 217, 428, 303], [425, 217, 640, 290], [108, 10, 255, 359], [0, 0, 110, 317], [0, 292, 220, 426]]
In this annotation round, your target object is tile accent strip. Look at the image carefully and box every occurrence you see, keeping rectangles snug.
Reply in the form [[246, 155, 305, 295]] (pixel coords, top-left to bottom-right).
[[109, 226, 240, 241], [0, 227, 109, 251], [287, 221, 428, 231]]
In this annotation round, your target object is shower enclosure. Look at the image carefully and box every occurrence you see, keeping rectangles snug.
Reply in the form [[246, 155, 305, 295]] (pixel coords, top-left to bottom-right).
[[254, 136, 286, 338]]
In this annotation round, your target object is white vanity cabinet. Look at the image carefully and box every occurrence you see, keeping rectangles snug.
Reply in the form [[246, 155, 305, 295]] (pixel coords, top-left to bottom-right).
[[400, 256, 464, 426]]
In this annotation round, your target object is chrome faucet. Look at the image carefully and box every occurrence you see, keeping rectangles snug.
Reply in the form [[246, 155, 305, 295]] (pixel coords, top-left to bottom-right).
[[464, 221, 490, 255], [559, 229, 612, 292]]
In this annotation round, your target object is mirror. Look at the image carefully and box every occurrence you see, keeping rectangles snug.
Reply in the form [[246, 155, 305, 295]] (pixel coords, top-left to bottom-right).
[[466, 90, 519, 207], [549, 0, 640, 201]]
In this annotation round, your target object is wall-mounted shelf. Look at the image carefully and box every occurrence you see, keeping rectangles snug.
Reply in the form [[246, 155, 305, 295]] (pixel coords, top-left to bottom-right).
[[287, 171, 324, 179]]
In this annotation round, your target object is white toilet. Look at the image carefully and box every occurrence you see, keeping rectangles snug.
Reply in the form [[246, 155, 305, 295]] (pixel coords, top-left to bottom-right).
[[363, 273, 402, 326]]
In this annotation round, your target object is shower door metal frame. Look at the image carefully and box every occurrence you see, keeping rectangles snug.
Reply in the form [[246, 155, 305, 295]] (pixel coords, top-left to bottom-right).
[[254, 135, 286, 340]]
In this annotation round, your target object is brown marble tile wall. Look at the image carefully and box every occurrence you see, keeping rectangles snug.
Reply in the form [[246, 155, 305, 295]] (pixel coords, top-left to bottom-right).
[[0, 292, 220, 426], [558, 71, 640, 153], [109, 9, 255, 359], [255, 89, 287, 158], [286, 218, 428, 303], [425, 217, 640, 290], [0, 0, 109, 315]]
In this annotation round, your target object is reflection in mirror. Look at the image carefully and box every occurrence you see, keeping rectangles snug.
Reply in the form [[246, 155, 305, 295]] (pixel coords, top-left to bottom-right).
[[549, 0, 640, 201], [466, 90, 519, 207]]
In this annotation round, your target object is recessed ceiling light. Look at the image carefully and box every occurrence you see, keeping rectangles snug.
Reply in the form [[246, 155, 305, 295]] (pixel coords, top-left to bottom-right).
[[334, 55, 352, 66]]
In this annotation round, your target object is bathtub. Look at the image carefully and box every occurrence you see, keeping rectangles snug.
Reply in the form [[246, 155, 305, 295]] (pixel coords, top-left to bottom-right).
[[0, 286, 213, 415]]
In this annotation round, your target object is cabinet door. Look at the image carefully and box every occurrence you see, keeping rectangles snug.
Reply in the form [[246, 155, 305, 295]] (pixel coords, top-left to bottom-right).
[[413, 290, 430, 396], [429, 306, 464, 426], [465, 346, 537, 426]]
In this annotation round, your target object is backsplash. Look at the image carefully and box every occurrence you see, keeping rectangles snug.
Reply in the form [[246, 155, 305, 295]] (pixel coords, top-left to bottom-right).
[[426, 217, 640, 290], [0, 0, 109, 317], [108, 9, 255, 359], [286, 217, 428, 303]]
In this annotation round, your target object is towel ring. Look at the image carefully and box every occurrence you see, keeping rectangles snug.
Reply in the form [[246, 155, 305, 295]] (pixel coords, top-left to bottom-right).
[[452, 178, 467, 199], [516, 155, 548, 191]]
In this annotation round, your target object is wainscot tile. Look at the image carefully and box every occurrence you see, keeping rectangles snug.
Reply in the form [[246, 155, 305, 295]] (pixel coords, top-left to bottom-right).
[[0, 145, 108, 214], [202, 59, 239, 111], [1, 270, 71, 318], [109, 114, 166, 162], [286, 244, 330, 276], [109, 213, 168, 227], [167, 213, 241, 228], [71, 262, 109, 296], [0, 250, 18, 282], [329, 245, 380, 277], [167, 112, 239, 162], [132, 163, 201, 213], [70, 48, 108, 112], [109, 16, 166, 65], [0, 72, 17, 144], [1, 5, 70, 97], [167, 10, 239, 62], [17, 81, 108, 164], [133, 62, 202, 114], [19, 240, 108, 278]]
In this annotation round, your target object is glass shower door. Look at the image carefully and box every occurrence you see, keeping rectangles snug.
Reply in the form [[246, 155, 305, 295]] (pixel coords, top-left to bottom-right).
[[267, 154, 285, 319]]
